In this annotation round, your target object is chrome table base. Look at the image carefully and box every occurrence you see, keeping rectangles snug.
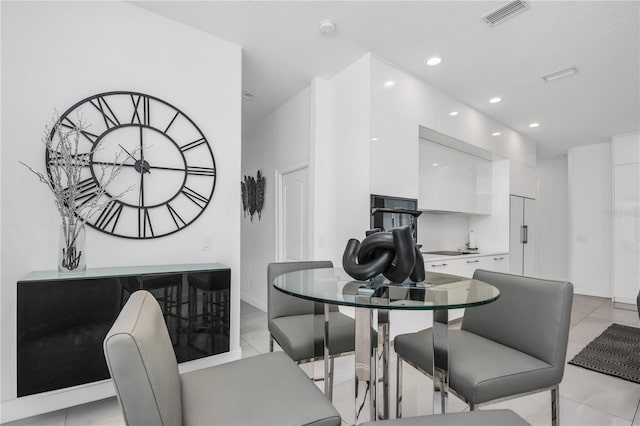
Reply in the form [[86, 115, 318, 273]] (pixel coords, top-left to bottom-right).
[[327, 304, 449, 424]]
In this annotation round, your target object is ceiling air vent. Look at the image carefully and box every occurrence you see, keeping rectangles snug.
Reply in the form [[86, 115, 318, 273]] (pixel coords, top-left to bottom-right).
[[483, 1, 529, 26]]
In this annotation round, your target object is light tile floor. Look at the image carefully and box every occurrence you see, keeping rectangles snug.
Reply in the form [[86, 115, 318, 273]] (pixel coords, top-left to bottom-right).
[[5, 295, 640, 425]]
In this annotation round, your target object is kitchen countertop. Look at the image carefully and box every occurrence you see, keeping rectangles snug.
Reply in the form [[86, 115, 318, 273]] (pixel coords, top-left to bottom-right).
[[421, 251, 509, 262]]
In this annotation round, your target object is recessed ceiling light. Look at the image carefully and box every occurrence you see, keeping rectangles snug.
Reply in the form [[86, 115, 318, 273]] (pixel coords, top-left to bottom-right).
[[449, 111, 459, 116], [371, 137, 379, 142], [492, 132, 502, 136], [425, 56, 443, 66], [489, 97, 502, 104], [242, 91, 255, 100], [432, 163, 439, 167], [542, 66, 577, 83], [529, 122, 540, 128], [318, 19, 336, 35], [384, 80, 396, 88]]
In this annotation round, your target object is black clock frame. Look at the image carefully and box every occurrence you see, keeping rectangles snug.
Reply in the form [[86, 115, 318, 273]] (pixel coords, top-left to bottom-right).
[[46, 91, 217, 239]]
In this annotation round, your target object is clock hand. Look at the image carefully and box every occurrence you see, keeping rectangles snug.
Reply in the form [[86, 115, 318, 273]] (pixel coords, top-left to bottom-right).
[[118, 143, 150, 174], [118, 144, 137, 162], [139, 167, 145, 208], [139, 125, 145, 165]]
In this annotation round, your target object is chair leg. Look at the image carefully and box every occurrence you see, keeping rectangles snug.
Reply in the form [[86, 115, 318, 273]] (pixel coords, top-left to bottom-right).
[[469, 403, 477, 411], [269, 335, 274, 352], [551, 385, 559, 426], [327, 357, 334, 402], [396, 358, 403, 418]]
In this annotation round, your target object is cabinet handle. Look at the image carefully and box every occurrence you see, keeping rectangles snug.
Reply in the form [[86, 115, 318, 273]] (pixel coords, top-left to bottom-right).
[[431, 263, 448, 267], [494, 257, 505, 261], [523, 225, 528, 244], [466, 260, 480, 264]]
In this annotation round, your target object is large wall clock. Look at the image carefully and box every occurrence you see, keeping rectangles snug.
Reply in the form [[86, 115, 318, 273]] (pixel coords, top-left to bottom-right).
[[46, 91, 217, 239]]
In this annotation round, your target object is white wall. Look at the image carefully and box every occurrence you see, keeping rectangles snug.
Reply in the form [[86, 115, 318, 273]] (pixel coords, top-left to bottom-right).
[[309, 78, 337, 262], [536, 158, 570, 281], [241, 87, 311, 310], [328, 55, 372, 262], [1, 1, 241, 419], [568, 143, 612, 297]]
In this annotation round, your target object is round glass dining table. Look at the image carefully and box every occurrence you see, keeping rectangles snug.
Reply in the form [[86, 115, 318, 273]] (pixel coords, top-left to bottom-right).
[[273, 267, 500, 424]]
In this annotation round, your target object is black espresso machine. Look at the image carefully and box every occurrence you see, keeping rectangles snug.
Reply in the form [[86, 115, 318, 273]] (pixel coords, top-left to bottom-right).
[[370, 194, 422, 243]]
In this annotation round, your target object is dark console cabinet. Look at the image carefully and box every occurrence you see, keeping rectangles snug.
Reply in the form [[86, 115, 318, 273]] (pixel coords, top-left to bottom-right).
[[17, 263, 230, 397]]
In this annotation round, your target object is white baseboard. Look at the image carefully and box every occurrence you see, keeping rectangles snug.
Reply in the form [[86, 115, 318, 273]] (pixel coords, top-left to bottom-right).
[[0, 348, 242, 423], [241, 293, 267, 312], [614, 301, 638, 311]]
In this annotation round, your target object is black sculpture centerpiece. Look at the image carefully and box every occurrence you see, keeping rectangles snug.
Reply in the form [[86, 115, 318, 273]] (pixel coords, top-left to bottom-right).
[[342, 226, 425, 283]]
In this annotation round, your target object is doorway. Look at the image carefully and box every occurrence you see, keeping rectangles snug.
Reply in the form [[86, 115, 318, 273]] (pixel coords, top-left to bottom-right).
[[276, 165, 309, 262]]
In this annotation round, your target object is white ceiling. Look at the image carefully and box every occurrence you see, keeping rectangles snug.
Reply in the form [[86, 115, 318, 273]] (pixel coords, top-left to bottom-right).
[[133, 1, 640, 159]]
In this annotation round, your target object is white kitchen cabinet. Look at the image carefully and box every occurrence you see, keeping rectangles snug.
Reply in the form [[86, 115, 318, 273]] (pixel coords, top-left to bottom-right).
[[370, 108, 419, 199], [613, 162, 640, 305], [370, 57, 421, 123], [424, 254, 509, 321], [613, 133, 640, 165], [489, 254, 510, 273], [510, 160, 537, 199], [419, 139, 493, 214], [612, 133, 640, 306], [510, 195, 536, 276], [425, 254, 509, 278]]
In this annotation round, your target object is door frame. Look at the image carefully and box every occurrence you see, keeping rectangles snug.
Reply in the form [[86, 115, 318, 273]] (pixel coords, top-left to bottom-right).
[[275, 164, 309, 262]]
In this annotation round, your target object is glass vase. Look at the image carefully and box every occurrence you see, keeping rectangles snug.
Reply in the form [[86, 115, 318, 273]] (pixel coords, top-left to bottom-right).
[[58, 221, 86, 272]]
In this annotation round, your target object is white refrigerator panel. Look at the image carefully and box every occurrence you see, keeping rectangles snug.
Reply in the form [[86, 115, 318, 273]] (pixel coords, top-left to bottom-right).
[[510, 195, 524, 274], [510, 195, 536, 276], [614, 164, 640, 304], [523, 198, 537, 276]]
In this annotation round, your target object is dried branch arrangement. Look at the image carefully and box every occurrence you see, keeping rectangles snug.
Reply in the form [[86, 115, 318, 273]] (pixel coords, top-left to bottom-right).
[[241, 170, 265, 221], [21, 116, 132, 270]]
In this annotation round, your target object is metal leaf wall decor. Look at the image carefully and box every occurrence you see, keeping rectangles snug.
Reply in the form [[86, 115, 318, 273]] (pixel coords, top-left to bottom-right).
[[256, 170, 265, 219], [241, 170, 265, 221]]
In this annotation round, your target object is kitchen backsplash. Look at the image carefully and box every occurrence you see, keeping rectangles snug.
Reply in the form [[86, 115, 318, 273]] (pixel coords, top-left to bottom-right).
[[417, 212, 471, 251]]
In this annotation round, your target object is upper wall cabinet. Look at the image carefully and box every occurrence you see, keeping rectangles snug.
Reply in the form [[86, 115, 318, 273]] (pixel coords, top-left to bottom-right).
[[370, 58, 421, 123], [370, 108, 419, 199], [419, 139, 493, 214]]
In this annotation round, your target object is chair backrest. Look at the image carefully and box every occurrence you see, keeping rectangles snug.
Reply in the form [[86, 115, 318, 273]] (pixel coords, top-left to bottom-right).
[[463, 269, 573, 368], [268, 261, 334, 321], [104, 290, 183, 426]]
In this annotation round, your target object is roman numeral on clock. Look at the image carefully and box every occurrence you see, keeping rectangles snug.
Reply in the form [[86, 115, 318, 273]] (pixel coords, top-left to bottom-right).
[[182, 186, 209, 209], [164, 111, 180, 133], [58, 117, 99, 144], [89, 96, 121, 130], [131, 94, 150, 126], [138, 208, 154, 238], [166, 203, 186, 230], [186, 166, 215, 177], [180, 138, 206, 152], [71, 177, 100, 207], [94, 199, 123, 233], [47, 151, 91, 168]]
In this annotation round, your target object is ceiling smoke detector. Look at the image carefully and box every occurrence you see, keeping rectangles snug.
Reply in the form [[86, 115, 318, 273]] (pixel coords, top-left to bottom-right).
[[483, 1, 529, 26], [318, 19, 336, 35], [542, 67, 578, 83]]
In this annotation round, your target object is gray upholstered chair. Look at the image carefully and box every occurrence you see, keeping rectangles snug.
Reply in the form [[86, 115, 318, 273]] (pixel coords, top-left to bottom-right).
[[104, 290, 341, 426], [268, 261, 356, 400], [363, 409, 530, 425], [395, 269, 573, 426]]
